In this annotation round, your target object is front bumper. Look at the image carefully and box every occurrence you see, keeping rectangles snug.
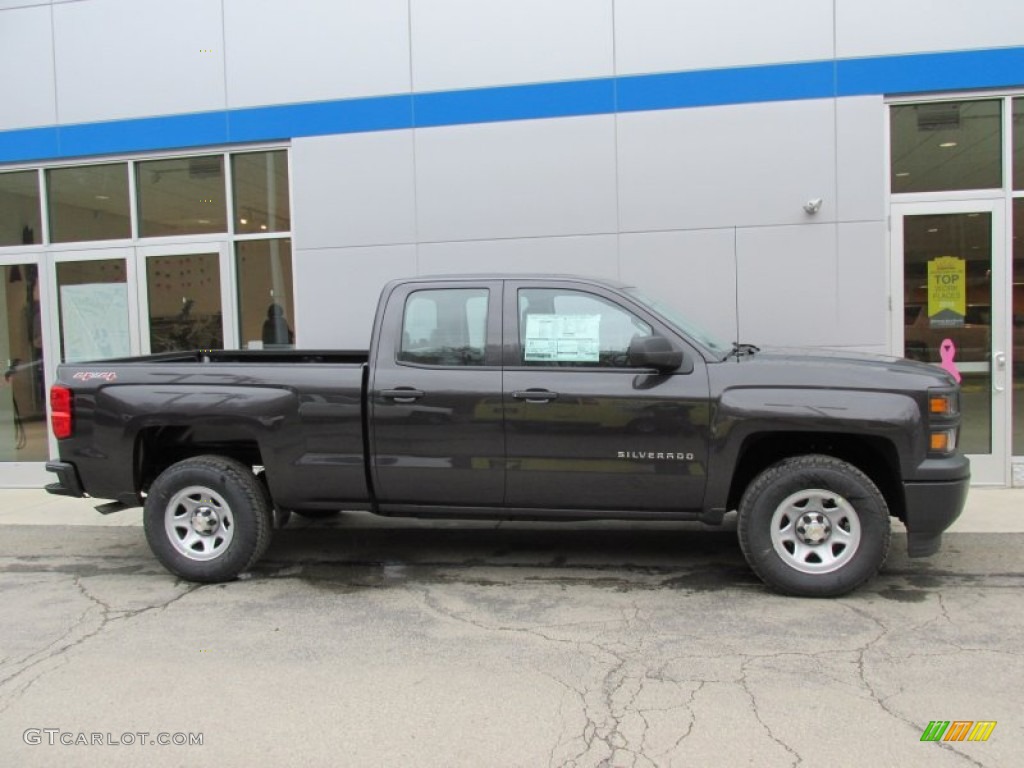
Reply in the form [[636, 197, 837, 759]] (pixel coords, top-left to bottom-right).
[[902, 472, 970, 557], [45, 461, 85, 498]]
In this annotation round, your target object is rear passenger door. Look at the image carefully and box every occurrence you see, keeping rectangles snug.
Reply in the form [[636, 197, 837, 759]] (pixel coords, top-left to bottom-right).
[[369, 281, 504, 508], [502, 281, 710, 512]]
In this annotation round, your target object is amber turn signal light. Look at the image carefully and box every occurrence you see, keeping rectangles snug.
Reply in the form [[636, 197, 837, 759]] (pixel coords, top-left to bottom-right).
[[930, 429, 956, 453], [929, 394, 953, 415]]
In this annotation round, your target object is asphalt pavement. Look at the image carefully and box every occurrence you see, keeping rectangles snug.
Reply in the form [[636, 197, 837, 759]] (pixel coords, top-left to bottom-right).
[[0, 488, 1021, 767]]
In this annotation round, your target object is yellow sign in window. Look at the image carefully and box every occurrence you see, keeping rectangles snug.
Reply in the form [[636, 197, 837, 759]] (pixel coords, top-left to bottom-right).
[[927, 256, 966, 328]]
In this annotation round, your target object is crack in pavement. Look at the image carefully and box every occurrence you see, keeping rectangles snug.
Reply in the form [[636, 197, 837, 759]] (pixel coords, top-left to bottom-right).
[[841, 601, 988, 768], [738, 656, 803, 768], [0, 575, 203, 716]]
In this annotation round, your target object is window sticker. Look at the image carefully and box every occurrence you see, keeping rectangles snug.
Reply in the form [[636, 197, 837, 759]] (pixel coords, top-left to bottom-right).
[[524, 314, 601, 362]]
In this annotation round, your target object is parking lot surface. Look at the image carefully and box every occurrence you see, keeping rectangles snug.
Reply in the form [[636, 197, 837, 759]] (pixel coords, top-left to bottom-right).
[[0, 500, 1022, 767]]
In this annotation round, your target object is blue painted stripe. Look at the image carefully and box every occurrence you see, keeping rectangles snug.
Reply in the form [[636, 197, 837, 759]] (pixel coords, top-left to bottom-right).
[[837, 46, 1024, 96], [618, 60, 835, 112], [0, 126, 60, 164], [414, 79, 615, 127], [228, 94, 413, 142], [1, 46, 1022, 165], [59, 111, 229, 158]]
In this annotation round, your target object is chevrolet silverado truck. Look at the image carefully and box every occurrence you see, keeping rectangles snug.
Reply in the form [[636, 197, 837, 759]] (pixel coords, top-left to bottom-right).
[[45, 275, 970, 597]]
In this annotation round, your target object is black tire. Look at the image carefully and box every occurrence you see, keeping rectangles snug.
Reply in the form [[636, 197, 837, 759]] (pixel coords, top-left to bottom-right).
[[255, 471, 291, 529], [291, 509, 341, 520], [737, 454, 890, 597], [143, 455, 273, 583]]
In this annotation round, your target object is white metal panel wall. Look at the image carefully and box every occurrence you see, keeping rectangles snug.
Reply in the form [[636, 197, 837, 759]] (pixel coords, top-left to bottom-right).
[[736, 224, 840, 347], [617, 99, 838, 232], [410, 0, 614, 92], [0, 5, 56, 131], [614, 0, 835, 75], [835, 96, 886, 223], [52, 0, 226, 124], [291, 131, 417, 250], [413, 116, 619, 242], [224, 0, 411, 108], [295, 245, 417, 349], [837, 0, 1024, 58], [418, 235, 620, 280], [836, 221, 888, 351]]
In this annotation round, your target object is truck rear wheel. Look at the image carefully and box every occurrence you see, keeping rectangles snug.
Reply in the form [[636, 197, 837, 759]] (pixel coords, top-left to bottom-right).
[[144, 456, 272, 583], [737, 454, 890, 597]]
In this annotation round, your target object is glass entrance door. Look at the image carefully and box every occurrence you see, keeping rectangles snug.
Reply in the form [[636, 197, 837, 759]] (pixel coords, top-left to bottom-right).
[[892, 200, 1010, 484], [137, 243, 234, 354], [0, 255, 50, 486]]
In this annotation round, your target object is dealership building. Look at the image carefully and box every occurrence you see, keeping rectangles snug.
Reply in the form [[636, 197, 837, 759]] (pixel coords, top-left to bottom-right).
[[0, 0, 1022, 487]]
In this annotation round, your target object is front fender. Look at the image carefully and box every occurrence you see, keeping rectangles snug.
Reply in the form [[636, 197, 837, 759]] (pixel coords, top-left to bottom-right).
[[704, 387, 923, 512]]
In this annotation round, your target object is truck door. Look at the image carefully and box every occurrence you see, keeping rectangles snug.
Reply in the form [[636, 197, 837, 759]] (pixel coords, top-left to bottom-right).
[[369, 280, 504, 507], [503, 281, 710, 512]]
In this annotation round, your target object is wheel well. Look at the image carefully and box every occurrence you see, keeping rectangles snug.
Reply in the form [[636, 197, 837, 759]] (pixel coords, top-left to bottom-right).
[[134, 426, 263, 495], [726, 432, 905, 520]]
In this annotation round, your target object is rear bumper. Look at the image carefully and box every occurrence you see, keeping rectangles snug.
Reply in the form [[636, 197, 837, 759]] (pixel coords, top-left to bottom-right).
[[902, 472, 970, 558], [45, 461, 85, 498]]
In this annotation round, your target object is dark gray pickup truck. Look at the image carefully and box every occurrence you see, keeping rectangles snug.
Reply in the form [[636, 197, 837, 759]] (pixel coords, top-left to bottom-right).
[[46, 275, 969, 596]]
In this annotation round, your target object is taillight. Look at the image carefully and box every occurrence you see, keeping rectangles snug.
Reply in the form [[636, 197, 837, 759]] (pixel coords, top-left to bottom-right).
[[50, 385, 73, 439]]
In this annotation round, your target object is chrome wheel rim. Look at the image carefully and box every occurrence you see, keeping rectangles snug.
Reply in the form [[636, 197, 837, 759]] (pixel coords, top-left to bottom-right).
[[164, 485, 234, 561], [770, 489, 861, 574]]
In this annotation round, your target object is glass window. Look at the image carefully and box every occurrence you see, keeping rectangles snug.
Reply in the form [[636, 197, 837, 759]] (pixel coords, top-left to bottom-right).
[[236, 239, 295, 349], [1014, 98, 1024, 191], [891, 100, 1002, 193], [518, 288, 652, 367], [56, 260, 130, 362], [146, 253, 223, 353], [0, 171, 42, 247], [0, 264, 47, 461], [232, 151, 290, 234], [136, 155, 227, 237], [399, 289, 488, 366], [47, 163, 131, 243]]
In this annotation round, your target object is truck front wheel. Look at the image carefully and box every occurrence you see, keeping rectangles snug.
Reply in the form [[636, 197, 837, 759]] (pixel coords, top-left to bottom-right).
[[144, 456, 272, 583], [737, 455, 890, 597]]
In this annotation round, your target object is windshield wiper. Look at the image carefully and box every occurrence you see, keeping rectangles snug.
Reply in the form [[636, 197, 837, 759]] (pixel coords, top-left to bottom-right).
[[724, 342, 760, 360]]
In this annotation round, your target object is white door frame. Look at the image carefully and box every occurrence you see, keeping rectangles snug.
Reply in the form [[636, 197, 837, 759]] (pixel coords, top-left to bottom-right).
[[890, 198, 1011, 485]]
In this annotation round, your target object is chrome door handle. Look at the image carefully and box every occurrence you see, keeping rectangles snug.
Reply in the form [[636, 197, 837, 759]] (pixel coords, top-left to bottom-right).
[[381, 388, 425, 403], [994, 352, 1006, 392], [512, 389, 558, 403]]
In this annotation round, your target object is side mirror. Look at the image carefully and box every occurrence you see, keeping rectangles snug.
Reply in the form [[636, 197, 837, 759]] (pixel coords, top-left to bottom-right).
[[627, 336, 688, 373]]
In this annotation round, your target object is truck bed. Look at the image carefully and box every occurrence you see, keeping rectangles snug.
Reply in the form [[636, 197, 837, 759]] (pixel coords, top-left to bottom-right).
[[53, 351, 370, 510]]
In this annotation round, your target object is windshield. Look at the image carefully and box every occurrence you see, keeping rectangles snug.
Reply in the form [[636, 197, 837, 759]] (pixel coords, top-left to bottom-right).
[[624, 288, 731, 356]]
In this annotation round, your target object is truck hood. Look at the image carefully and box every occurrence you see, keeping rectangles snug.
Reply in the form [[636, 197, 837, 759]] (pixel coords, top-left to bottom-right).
[[712, 346, 958, 390]]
